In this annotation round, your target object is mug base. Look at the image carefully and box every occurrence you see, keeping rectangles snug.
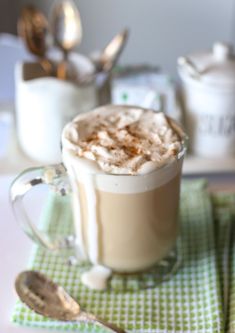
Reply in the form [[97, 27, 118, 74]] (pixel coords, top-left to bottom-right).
[[69, 238, 182, 292], [107, 240, 182, 292]]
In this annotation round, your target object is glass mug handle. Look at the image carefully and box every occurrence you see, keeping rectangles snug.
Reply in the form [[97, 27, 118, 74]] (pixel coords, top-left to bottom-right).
[[10, 163, 76, 252]]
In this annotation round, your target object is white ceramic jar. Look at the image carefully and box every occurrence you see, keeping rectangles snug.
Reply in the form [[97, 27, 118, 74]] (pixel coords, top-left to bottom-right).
[[15, 53, 97, 164], [178, 42, 235, 158]]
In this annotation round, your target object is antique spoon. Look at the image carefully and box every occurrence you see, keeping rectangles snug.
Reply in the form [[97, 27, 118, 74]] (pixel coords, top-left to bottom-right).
[[92, 29, 129, 73], [50, 0, 82, 80], [15, 271, 126, 333], [88, 29, 129, 103], [18, 5, 53, 74]]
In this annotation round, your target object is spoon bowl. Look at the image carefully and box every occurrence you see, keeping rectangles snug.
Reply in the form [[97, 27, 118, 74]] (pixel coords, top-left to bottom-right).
[[50, 0, 82, 79], [15, 271, 80, 321], [18, 5, 53, 74], [18, 5, 48, 57], [50, 0, 82, 52], [15, 270, 126, 332], [95, 29, 129, 72]]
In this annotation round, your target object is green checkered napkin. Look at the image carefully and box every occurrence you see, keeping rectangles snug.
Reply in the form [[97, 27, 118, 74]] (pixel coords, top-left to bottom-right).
[[212, 193, 235, 333], [12, 181, 224, 332]]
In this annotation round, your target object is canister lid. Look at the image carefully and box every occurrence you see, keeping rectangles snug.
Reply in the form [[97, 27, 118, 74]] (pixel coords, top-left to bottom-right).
[[178, 42, 235, 89]]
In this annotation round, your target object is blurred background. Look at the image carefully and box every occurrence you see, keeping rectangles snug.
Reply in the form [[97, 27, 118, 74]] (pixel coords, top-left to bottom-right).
[[1, 0, 235, 78], [1, 0, 235, 175]]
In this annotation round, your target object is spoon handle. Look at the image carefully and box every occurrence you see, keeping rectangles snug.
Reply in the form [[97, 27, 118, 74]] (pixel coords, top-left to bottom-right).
[[57, 60, 67, 80], [78, 311, 127, 333], [57, 50, 68, 80], [39, 58, 54, 75]]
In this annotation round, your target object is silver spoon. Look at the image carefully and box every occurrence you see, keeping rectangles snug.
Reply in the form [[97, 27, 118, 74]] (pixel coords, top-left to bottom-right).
[[92, 29, 129, 73], [18, 5, 53, 75], [15, 271, 126, 333], [50, 0, 82, 80], [87, 29, 129, 103]]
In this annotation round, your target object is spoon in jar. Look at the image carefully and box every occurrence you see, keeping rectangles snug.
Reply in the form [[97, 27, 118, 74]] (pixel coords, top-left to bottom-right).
[[91, 29, 129, 73], [15, 271, 126, 333], [50, 0, 82, 80], [18, 5, 53, 75]]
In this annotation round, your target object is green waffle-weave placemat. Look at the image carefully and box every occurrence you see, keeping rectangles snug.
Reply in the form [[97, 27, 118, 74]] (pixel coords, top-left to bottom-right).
[[212, 192, 235, 333], [12, 181, 224, 332]]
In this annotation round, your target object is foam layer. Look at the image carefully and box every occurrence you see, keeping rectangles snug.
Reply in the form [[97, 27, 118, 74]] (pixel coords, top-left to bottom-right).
[[62, 105, 184, 175]]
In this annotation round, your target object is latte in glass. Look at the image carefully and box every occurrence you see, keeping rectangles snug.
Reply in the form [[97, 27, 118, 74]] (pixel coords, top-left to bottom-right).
[[61, 105, 186, 288]]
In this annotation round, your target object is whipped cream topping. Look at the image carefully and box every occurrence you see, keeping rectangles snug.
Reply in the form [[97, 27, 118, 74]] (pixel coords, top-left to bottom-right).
[[62, 105, 184, 175]]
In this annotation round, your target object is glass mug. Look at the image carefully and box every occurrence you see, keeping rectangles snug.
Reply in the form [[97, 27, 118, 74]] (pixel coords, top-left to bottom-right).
[[10, 107, 187, 291]]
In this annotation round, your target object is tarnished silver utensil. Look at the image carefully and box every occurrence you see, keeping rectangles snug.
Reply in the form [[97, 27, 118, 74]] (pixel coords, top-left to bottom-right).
[[15, 271, 126, 333], [50, 0, 82, 80], [18, 5, 53, 74], [93, 29, 129, 73]]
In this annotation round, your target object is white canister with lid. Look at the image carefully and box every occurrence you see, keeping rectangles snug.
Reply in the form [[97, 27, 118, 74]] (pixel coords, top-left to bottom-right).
[[178, 42, 235, 157]]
